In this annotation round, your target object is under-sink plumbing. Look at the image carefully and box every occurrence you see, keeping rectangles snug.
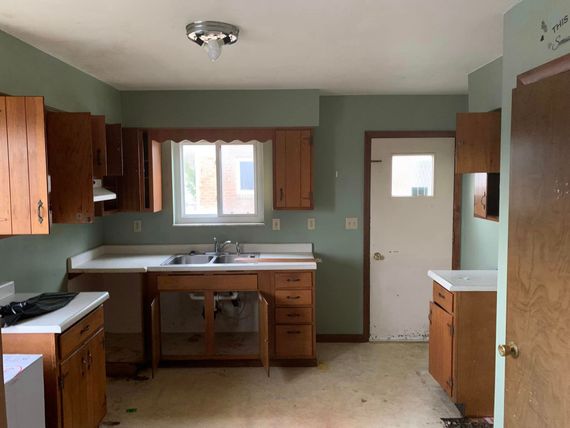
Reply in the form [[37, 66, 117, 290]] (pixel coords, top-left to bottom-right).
[[189, 292, 241, 319]]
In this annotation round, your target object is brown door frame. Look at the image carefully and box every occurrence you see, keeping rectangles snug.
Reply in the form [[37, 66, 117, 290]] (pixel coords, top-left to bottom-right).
[[363, 131, 458, 341]]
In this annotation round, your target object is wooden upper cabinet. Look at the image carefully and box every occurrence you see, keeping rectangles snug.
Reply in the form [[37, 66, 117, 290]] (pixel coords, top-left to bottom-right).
[[120, 128, 162, 212], [455, 112, 501, 173], [273, 129, 313, 210], [105, 123, 123, 176], [46, 111, 94, 223], [0, 96, 49, 235], [91, 115, 107, 178]]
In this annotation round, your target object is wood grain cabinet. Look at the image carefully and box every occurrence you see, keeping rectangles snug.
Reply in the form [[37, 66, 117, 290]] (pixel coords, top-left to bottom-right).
[[474, 172, 500, 221], [2, 306, 107, 428], [46, 112, 95, 224], [273, 129, 313, 210], [0, 96, 49, 235], [428, 282, 496, 417], [119, 128, 162, 212], [90, 117, 124, 179], [455, 112, 501, 174]]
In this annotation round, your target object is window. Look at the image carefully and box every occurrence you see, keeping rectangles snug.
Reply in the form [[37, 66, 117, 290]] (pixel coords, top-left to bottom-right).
[[391, 154, 435, 197], [173, 141, 264, 224]]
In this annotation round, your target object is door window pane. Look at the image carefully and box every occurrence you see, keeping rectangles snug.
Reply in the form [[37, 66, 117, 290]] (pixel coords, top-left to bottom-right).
[[391, 154, 435, 197], [182, 144, 217, 215], [221, 145, 256, 215]]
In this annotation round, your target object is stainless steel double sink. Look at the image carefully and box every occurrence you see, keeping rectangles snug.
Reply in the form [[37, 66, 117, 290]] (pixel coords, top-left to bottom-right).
[[162, 253, 259, 266]]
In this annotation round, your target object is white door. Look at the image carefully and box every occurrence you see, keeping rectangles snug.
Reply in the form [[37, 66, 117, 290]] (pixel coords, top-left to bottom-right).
[[370, 138, 454, 341]]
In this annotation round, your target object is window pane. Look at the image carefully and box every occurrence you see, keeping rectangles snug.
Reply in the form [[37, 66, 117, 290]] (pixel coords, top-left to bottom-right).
[[221, 145, 256, 215], [391, 154, 434, 197], [182, 144, 217, 215]]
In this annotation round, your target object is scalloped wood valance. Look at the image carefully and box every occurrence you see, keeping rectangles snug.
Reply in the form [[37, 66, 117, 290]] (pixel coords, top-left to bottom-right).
[[147, 127, 281, 143]]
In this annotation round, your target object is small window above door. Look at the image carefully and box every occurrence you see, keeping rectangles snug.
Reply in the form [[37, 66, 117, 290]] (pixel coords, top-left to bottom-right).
[[391, 154, 435, 197]]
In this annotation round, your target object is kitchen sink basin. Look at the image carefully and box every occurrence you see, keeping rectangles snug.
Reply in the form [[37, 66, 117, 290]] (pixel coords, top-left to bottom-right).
[[212, 253, 259, 264], [162, 254, 215, 265]]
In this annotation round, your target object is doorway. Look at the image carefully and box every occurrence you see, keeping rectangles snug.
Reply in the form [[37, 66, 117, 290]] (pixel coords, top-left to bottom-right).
[[365, 132, 455, 341]]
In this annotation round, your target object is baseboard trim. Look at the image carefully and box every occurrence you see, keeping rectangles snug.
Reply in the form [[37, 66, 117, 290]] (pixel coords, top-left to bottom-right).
[[316, 334, 368, 343]]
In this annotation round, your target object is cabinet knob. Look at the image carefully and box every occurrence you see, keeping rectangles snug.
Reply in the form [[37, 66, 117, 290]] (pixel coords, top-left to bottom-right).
[[498, 342, 519, 358]]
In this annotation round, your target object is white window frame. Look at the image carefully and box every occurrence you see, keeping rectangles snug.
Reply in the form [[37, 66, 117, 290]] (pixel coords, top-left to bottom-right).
[[172, 141, 264, 225]]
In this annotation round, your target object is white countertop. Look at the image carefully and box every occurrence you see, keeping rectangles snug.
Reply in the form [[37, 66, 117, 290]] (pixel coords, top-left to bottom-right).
[[428, 270, 497, 292], [0, 281, 109, 334], [68, 244, 318, 273], [3, 354, 43, 384]]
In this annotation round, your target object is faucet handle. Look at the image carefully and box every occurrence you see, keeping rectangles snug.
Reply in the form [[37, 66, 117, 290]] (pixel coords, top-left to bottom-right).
[[236, 242, 241, 255]]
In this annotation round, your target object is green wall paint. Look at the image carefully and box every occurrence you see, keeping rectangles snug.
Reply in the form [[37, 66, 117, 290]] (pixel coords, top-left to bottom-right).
[[0, 30, 122, 292], [104, 94, 467, 334], [494, 1, 570, 425], [461, 57, 502, 269], [121, 90, 319, 128]]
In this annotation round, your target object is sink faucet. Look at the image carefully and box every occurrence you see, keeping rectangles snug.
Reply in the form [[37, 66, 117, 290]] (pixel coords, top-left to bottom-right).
[[213, 237, 233, 254]]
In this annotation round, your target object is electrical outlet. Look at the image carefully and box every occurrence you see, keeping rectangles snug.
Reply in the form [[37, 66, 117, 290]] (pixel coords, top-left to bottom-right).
[[133, 220, 142, 233], [272, 218, 281, 231], [345, 217, 358, 230], [307, 218, 316, 230]]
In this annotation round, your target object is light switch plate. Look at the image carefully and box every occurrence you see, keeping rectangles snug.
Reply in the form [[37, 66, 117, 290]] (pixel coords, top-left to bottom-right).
[[272, 218, 281, 231], [307, 218, 316, 230], [345, 217, 358, 230], [133, 220, 142, 233]]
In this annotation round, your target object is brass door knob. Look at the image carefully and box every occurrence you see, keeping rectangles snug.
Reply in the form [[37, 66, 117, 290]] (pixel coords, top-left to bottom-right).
[[373, 252, 385, 261], [498, 342, 519, 358]]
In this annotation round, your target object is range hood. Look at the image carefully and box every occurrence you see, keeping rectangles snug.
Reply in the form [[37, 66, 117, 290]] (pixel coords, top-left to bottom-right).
[[93, 179, 117, 202]]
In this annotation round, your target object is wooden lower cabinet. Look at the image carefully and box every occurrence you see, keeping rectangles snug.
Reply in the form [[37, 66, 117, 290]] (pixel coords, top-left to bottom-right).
[[428, 282, 496, 417], [2, 306, 107, 428]]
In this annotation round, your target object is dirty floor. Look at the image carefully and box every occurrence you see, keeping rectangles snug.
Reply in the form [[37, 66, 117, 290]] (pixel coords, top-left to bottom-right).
[[105, 342, 461, 427]]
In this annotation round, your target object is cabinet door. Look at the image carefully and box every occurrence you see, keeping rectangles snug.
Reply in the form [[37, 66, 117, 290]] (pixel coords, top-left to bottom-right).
[[105, 124, 123, 176], [455, 112, 501, 173], [61, 348, 89, 428], [91, 115, 107, 178], [0, 97, 11, 235], [428, 302, 454, 396], [46, 112, 94, 223], [86, 330, 107, 427], [473, 173, 487, 219], [273, 129, 313, 210], [119, 128, 143, 211], [259, 292, 270, 377], [150, 297, 161, 378]]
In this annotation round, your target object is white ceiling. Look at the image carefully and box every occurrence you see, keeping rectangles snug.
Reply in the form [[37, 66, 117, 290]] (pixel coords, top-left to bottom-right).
[[0, 0, 519, 94]]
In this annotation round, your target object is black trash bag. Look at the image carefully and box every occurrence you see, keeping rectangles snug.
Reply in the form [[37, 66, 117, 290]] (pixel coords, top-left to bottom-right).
[[0, 292, 78, 327]]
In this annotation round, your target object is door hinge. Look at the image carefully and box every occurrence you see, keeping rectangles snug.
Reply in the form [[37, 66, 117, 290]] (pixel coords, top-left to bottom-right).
[[59, 376, 64, 390], [448, 323, 454, 337], [446, 377, 453, 388]]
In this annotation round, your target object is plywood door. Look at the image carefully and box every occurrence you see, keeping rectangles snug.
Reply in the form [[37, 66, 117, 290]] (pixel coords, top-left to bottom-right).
[[273, 130, 287, 208], [0, 97, 11, 235], [150, 297, 161, 378], [370, 137, 454, 340], [455, 112, 501, 173], [259, 292, 270, 377], [61, 348, 89, 428], [91, 115, 107, 178], [473, 173, 488, 219], [105, 124, 123, 176], [429, 302, 453, 396], [505, 69, 570, 427], [119, 128, 143, 211], [86, 330, 107, 427]]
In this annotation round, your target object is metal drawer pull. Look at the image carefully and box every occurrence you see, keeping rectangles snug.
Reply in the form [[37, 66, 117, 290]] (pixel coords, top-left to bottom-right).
[[37, 200, 44, 224], [286, 295, 301, 300], [287, 313, 301, 317], [287, 330, 301, 334], [79, 325, 90, 334], [287, 278, 301, 282]]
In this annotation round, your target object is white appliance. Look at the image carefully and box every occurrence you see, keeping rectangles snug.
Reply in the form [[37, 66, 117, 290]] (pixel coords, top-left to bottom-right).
[[3, 354, 45, 428]]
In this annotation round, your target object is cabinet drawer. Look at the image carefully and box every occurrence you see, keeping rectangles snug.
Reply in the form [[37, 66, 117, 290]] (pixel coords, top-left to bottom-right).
[[275, 289, 312, 306], [275, 325, 313, 357], [59, 306, 104, 360], [276, 307, 312, 324], [433, 282, 454, 314], [275, 272, 312, 289], [157, 274, 258, 291]]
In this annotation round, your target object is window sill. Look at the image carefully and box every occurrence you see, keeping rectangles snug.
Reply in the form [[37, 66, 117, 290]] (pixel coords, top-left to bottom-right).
[[173, 223, 266, 227]]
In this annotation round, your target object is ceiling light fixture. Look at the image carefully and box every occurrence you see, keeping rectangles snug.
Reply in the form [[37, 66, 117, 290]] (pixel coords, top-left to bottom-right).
[[186, 21, 239, 61]]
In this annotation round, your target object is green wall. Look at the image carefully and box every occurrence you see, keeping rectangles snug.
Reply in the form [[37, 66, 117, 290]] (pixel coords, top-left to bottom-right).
[[104, 94, 467, 334], [461, 57, 502, 269], [0, 30, 122, 292], [494, 1, 570, 425]]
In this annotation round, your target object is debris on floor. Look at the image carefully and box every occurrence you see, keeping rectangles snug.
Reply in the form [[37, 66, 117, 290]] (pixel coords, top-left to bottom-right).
[[441, 417, 493, 428], [126, 408, 138, 414]]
